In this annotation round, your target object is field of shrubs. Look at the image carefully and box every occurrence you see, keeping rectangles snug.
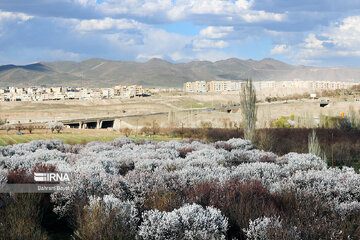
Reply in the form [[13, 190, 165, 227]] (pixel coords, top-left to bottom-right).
[[0, 137, 359, 239], [171, 127, 360, 171]]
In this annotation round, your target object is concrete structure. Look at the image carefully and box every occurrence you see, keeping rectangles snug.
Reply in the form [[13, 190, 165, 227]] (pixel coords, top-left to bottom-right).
[[61, 105, 238, 130]]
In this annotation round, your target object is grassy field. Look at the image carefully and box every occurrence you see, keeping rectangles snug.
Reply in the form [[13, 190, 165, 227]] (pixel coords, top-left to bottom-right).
[[0, 130, 181, 146]]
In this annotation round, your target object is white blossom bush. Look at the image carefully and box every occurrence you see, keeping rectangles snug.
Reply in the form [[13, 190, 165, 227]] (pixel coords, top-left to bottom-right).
[[52, 172, 130, 217], [277, 152, 327, 173], [79, 141, 115, 154], [139, 203, 228, 240], [111, 136, 135, 147], [124, 169, 187, 206], [335, 201, 360, 218], [0, 149, 69, 171], [230, 162, 282, 189], [244, 216, 282, 240], [0, 169, 7, 185], [231, 149, 277, 164], [177, 165, 231, 186], [184, 148, 231, 168], [270, 167, 360, 217], [1, 137, 359, 239], [225, 138, 253, 150], [0, 139, 66, 157], [88, 194, 139, 232], [243, 216, 301, 240]]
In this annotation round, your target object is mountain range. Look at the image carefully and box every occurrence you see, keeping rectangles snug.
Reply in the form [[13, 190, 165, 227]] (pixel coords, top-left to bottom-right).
[[0, 58, 359, 88]]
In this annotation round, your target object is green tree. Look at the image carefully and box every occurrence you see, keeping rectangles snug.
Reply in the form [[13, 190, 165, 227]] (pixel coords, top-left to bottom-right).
[[240, 78, 257, 142]]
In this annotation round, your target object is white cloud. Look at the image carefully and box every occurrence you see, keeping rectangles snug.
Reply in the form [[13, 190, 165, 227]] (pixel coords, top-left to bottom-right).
[[303, 33, 324, 49], [0, 10, 33, 38], [242, 10, 286, 23], [288, 16, 360, 64], [323, 16, 360, 49], [270, 44, 290, 55], [0, 10, 33, 23], [235, 0, 254, 10], [200, 26, 234, 39], [99, 0, 172, 17], [73, 0, 97, 7], [136, 54, 163, 61], [75, 17, 144, 31], [167, 0, 286, 23], [98, 27, 192, 61], [193, 39, 229, 49]]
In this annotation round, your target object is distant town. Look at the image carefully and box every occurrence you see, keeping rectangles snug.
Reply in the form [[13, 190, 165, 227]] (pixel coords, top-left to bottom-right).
[[0, 80, 358, 102], [0, 85, 151, 102], [184, 80, 358, 96]]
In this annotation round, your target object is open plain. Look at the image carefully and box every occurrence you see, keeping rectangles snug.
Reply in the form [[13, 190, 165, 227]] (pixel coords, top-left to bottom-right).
[[1, 92, 359, 129]]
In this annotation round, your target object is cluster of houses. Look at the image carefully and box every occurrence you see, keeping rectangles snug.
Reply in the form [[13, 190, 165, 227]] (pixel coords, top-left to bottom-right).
[[0, 85, 150, 102], [184, 80, 358, 94]]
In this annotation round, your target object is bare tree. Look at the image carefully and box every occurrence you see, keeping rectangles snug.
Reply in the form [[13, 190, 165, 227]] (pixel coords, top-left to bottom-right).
[[0, 118, 7, 125], [308, 129, 321, 157], [240, 78, 257, 142], [27, 125, 34, 134], [151, 120, 160, 135], [122, 127, 132, 137], [46, 121, 65, 133], [15, 123, 24, 132], [308, 129, 327, 163], [4, 123, 12, 134]]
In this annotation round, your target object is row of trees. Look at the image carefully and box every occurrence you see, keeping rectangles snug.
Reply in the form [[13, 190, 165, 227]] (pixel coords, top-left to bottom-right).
[[0, 121, 65, 134]]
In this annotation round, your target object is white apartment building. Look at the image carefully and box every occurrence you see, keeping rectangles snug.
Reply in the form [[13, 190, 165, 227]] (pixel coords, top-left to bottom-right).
[[184, 80, 358, 93], [184, 81, 207, 93]]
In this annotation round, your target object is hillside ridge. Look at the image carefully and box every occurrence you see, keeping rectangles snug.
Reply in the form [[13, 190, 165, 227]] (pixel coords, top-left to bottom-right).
[[0, 58, 359, 87]]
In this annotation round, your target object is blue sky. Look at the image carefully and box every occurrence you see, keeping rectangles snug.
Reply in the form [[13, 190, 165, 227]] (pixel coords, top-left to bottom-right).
[[1, 0, 360, 66]]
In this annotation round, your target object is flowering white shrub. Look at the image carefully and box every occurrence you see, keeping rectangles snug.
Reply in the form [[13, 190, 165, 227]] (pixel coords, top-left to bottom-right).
[[1, 137, 359, 239], [230, 162, 282, 188], [139, 203, 228, 240], [244, 216, 282, 240], [270, 167, 360, 217], [52, 172, 130, 217], [177, 165, 231, 186], [0, 149, 69, 171], [0, 139, 66, 157], [79, 141, 114, 154], [335, 201, 360, 218], [88, 194, 139, 232], [185, 148, 230, 168], [244, 216, 302, 240], [277, 152, 327, 173], [111, 137, 135, 147], [124, 169, 187, 206], [0, 168, 7, 185], [225, 138, 253, 150], [231, 149, 277, 163]]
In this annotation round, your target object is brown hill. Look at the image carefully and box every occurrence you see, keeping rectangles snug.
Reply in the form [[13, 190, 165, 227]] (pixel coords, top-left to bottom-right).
[[0, 58, 359, 87]]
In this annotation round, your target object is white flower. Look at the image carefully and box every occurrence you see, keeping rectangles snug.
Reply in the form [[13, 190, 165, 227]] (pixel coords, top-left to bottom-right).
[[88, 194, 139, 232], [139, 203, 228, 240]]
